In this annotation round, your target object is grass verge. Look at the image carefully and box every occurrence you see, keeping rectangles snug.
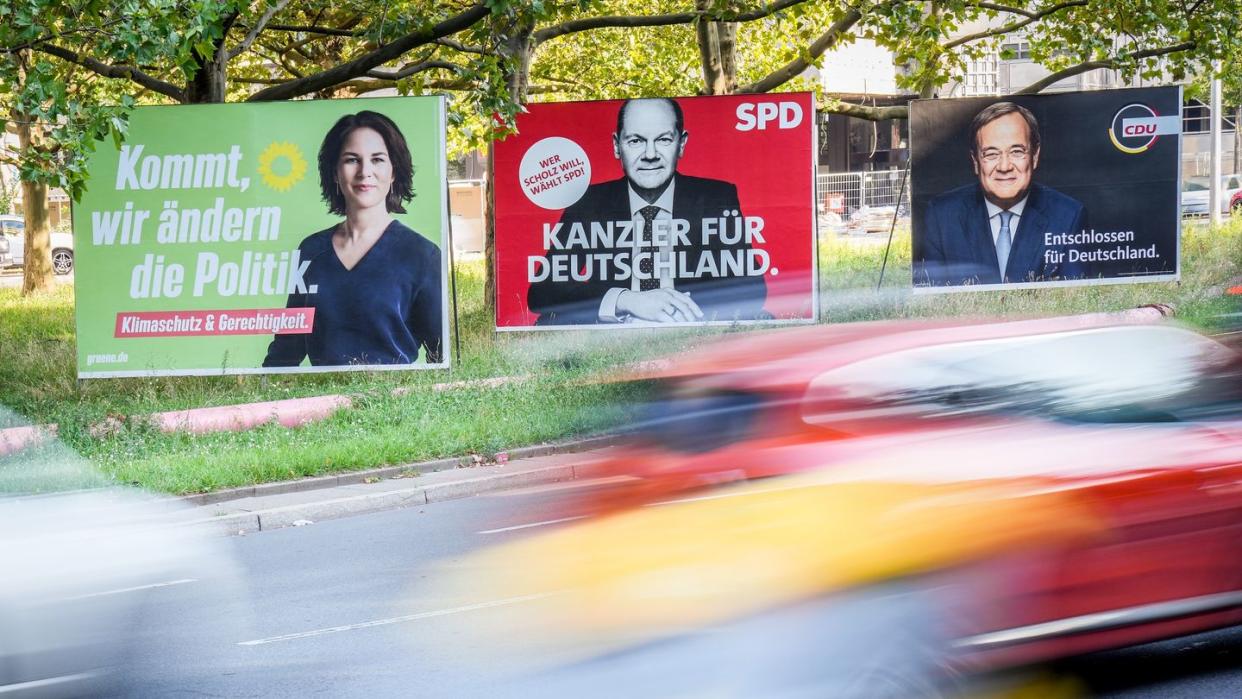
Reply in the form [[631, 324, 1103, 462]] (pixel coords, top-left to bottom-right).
[[1, 219, 1239, 494]]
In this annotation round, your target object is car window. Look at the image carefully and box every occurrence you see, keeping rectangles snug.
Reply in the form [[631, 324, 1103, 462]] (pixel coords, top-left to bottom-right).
[[1183, 179, 1207, 192], [803, 325, 1242, 426]]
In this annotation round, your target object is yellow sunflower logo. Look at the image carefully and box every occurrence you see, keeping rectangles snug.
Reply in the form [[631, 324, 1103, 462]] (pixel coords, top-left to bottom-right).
[[257, 141, 307, 192]]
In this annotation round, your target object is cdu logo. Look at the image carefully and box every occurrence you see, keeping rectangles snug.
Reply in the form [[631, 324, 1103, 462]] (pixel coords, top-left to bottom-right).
[[1109, 103, 1180, 154]]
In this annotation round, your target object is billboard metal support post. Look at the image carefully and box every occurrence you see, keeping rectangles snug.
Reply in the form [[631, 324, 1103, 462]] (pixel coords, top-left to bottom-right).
[[876, 161, 910, 291]]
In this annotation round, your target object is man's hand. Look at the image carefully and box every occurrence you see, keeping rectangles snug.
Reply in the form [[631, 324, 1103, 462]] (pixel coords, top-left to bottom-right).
[[616, 289, 704, 323]]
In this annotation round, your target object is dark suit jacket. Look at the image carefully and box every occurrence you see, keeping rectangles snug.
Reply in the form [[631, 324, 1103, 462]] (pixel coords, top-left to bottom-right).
[[527, 174, 768, 325], [914, 182, 1089, 286]]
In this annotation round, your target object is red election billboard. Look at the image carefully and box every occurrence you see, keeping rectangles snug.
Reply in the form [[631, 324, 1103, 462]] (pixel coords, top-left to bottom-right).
[[493, 93, 818, 329]]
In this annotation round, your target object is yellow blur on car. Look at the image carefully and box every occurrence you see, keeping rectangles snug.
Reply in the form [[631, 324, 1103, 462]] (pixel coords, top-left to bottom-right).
[[444, 466, 1105, 658]]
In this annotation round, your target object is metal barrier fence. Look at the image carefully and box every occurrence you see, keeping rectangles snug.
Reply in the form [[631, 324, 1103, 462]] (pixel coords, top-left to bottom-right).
[[816, 170, 911, 232]]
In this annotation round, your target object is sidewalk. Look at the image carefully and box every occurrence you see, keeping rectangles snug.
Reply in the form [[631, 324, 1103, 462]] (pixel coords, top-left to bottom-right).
[[183, 441, 615, 535]]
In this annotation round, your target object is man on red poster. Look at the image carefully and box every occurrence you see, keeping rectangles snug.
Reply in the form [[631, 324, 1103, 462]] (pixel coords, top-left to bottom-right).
[[527, 98, 768, 325]]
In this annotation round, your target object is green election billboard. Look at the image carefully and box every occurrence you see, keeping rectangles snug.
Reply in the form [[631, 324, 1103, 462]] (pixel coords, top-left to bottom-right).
[[73, 96, 449, 377]]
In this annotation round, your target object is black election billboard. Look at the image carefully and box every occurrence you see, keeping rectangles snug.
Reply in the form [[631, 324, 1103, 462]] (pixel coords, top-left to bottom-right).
[[910, 86, 1180, 291]]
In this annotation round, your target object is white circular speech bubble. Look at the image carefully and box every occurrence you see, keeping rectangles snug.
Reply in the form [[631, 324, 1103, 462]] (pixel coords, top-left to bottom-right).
[[519, 137, 592, 210]]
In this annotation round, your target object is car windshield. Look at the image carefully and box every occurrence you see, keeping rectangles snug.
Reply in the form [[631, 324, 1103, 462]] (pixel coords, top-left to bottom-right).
[[806, 325, 1242, 424]]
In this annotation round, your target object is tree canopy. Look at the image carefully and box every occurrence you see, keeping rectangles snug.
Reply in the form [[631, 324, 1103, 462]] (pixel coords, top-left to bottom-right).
[[0, 0, 1237, 293]]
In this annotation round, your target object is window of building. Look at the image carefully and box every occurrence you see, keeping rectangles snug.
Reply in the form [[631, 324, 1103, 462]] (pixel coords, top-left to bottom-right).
[[1000, 42, 1030, 60]]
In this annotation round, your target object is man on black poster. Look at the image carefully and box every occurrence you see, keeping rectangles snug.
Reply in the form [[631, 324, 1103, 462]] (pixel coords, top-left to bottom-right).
[[915, 101, 1088, 286], [527, 97, 767, 325]]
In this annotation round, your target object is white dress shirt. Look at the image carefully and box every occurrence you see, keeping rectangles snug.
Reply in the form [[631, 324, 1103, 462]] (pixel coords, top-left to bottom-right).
[[598, 180, 677, 322], [983, 196, 1028, 244]]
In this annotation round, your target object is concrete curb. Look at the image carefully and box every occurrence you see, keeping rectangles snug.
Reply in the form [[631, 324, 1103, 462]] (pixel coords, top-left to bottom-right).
[[0, 424, 57, 457], [150, 394, 354, 434], [176, 433, 620, 506], [191, 458, 613, 535]]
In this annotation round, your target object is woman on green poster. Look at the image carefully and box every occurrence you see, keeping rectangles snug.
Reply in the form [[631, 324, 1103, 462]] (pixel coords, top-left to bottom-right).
[[263, 110, 443, 367]]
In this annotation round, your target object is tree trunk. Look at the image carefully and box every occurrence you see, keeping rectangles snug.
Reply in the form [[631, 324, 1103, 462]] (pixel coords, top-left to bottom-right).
[[19, 179, 52, 296], [0, 155, 10, 213], [695, 0, 737, 95], [696, 13, 724, 92], [483, 140, 497, 319], [186, 49, 228, 103], [917, 1, 940, 98], [718, 21, 738, 93], [12, 82, 53, 295], [483, 24, 534, 319], [185, 13, 237, 103]]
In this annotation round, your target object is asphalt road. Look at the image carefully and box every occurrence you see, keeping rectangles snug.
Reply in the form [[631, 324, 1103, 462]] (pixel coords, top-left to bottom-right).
[[1063, 626, 1242, 697], [110, 484, 579, 698], [104, 479, 1242, 698], [0, 267, 73, 288]]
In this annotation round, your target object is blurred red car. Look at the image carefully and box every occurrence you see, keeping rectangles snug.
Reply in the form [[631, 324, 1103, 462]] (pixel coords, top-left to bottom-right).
[[582, 310, 1198, 507], [535, 312, 1242, 672]]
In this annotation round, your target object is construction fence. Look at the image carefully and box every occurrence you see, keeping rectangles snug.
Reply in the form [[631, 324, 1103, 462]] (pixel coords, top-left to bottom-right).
[[816, 169, 911, 233]]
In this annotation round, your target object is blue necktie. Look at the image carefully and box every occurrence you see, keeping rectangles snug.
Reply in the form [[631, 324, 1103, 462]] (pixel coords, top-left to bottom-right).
[[996, 211, 1014, 280]]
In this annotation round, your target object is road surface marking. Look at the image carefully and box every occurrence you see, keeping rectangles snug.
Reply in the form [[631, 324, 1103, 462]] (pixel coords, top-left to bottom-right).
[[0, 672, 99, 694], [66, 578, 198, 601], [237, 593, 553, 646], [477, 516, 587, 534], [487, 475, 640, 498]]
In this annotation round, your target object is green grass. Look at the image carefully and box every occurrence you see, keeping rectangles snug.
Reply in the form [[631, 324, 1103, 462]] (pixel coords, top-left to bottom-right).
[[1, 219, 1239, 494], [818, 219, 1242, 328]]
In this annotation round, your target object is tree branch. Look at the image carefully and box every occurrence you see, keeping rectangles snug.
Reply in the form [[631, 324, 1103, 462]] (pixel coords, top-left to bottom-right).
[[737, 8, 863, 93], [533, 12, 697, 44], [254, 41, 306, 78], [1015, 40, 1195, 93], [229, 0, 295, 59], [246, 3, 490, 101], [947, 0, 1088, 49], [822, 101, 910, 121], [973, 2, 1041, 18], [434, 37, 485, 54], [366, 59, 463, 80], [533, 0, 813, 45], [726, 0, 817, 21], [34, 44, 185, 101], [341, 77, 563, 95], [264, 23, 359, 37]]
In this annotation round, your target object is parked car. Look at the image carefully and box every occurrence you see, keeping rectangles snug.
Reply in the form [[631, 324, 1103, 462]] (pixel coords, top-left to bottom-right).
[[0, 214, 75, 274], [1181, 174, 1242, 217], [447, 315, 1242, 695]]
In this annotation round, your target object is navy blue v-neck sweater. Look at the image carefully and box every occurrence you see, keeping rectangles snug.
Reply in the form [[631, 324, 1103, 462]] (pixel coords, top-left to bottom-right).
[[263, 220, 443, 367]]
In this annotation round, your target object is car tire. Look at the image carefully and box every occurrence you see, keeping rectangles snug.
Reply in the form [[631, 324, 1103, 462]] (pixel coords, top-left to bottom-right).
[[52, 248, 73, 275], [1232, 199, 1242, 216]]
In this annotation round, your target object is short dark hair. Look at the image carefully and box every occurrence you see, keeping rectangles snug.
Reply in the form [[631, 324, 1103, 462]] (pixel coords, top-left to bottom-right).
[[318, 110, 415, 216], [616, 98, 685, 136], [968, 101, 1040, 157]]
